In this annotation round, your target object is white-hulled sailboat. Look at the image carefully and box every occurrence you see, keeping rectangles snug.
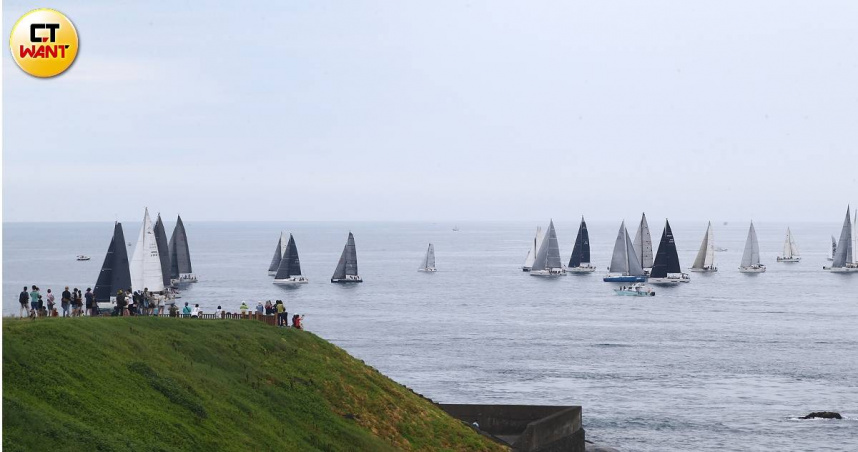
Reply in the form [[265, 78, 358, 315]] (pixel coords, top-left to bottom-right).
[[648, 219, 690, 285], [331, 232, 362, 283], [824, 206, 858, 272], [522, 226, 543, 272], [530, 220, 566, 276], [603, 221, 647, 282], [739, 221, 766, 273], [168, 215, 197, 284], [633, 213, 654, 274], [690, 222, 717, 272], [418, 243, 436, 272], [776, 228, 801, 262], [568, 217, 596, 273], [273, 234, 308, 284], [268, 232, 287, 276], [130, 208, 167, 293]]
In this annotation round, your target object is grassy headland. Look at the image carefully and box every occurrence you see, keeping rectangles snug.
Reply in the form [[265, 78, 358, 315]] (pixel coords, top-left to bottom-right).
[[3, 317, 504, 451]]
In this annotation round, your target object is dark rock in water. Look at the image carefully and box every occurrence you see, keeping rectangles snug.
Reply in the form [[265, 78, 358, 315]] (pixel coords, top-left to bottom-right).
[[802, 411, 842, 420]]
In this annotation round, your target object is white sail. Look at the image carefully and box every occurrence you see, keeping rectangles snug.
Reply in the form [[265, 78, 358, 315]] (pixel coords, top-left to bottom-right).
[[781, 228, 799, 259], [609, 221, 644, 276], [832, 207, 853, 267], [740, 222, 761, 267], [419, 243, 436, 271], [852, 209, 858, 264], [129, 208, 165, 293], [704, 225, 715, 268], [523, 226, 542, 269], [632, 213, 654, 268], [692, 222, 715, 269]]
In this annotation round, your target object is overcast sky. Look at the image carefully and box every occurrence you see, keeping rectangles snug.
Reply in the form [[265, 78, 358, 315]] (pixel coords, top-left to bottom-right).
[[3, 1, 857, 222]]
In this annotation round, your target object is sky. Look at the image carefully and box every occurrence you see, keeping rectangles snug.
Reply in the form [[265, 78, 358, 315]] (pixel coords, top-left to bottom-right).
[[3, 1, 857, 222]]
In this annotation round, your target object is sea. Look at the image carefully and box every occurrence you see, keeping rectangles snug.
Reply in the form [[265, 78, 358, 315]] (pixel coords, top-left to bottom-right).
[[3, 220, 857, 451]]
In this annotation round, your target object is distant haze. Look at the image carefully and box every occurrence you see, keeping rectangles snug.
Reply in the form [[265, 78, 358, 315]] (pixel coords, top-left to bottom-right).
[[3, 1, 857, 222]]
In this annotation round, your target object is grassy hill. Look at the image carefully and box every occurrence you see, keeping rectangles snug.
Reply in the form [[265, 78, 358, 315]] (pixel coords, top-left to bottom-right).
[[3, 317, 505, 451]]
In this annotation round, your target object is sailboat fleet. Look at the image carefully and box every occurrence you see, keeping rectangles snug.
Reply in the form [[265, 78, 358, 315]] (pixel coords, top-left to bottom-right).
[[94, 208, 196, 305], [92, 207, 857, 302]]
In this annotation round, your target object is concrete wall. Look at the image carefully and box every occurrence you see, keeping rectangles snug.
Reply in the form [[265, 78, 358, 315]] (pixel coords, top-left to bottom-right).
[[438, 404, 584, 452]]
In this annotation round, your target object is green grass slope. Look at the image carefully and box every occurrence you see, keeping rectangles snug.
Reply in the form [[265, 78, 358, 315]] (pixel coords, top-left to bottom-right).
[[3, 318, 505, 452]]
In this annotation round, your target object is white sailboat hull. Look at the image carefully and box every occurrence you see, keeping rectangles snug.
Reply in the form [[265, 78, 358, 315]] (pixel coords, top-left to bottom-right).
[[739, 265, 767, 273], [567, 265, 596, 273], [273, 276, 309, 285], [332, 275, 363, 283], [824, 265, 858, 273], [648, 274, 691, 285], [689, 267, 718, 273], [418, 268, 436, 272], [529, 268, 567, 276], [776, 257, 801, 262]]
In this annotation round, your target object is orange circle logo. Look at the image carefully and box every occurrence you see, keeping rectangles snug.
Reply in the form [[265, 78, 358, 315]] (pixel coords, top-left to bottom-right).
[[9, 9, 79, 78]]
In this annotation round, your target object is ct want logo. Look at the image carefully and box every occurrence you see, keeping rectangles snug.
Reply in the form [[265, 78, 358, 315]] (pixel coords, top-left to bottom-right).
[[9, 9, 79, 78]]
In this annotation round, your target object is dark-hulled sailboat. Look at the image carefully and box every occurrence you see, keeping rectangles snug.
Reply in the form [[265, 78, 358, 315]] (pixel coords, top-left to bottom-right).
[[169, 215, 197, 284], [648, 219, 690, 284], [94, 222, 132, 308], [331, 232, 362, 283], [568, 216, 595, 273], [273, 234, 308, 284]]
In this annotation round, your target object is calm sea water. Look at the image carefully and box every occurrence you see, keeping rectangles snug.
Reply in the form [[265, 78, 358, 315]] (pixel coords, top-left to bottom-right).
[[3, 220, 857, 451]]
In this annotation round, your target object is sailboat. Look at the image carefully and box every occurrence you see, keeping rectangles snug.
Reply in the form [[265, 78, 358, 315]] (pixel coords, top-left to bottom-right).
[[521, 226, 543, 272], [530, 220, 566, 276], [130, 208, 166, 293], [853, 209, 858, 266], [169, 215, 197, 284], [153, 214, 173, 288], [94, 222, 132, 308], [273, 234, 308, 284], [633, 213, 654, 274], [568, 216, 595, 273], [603, 221, 647, 282], [828, 235, 837, 261], [776, 228, 801, 262], [648, 219, 690, 284], [739, 221, 766, 273], [268, 232, 287, 276], [824, 206, 858, 272], [690, 222, 717, 272], [331, 232, 362, 283], [418, 243, 436, 272]]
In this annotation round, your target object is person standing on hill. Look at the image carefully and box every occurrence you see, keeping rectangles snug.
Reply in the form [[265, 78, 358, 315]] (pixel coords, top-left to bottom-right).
[[29, 286, 40, 316], [182, 302, 192, 317], [115, 289, 126, 316], [239, 301, 249, 315], [276, 300, 287, 328], [84, 288, 94, 316], [61, 287, 71, 317], [19, 286, 29, 318], [255, 301, 264, 316], [46, 289, 56, 316]]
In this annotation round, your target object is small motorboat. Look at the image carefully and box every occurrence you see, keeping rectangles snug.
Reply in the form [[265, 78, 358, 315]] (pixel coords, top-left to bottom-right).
[[76, 255, 90, 261], [614, 283, 655, 297]]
